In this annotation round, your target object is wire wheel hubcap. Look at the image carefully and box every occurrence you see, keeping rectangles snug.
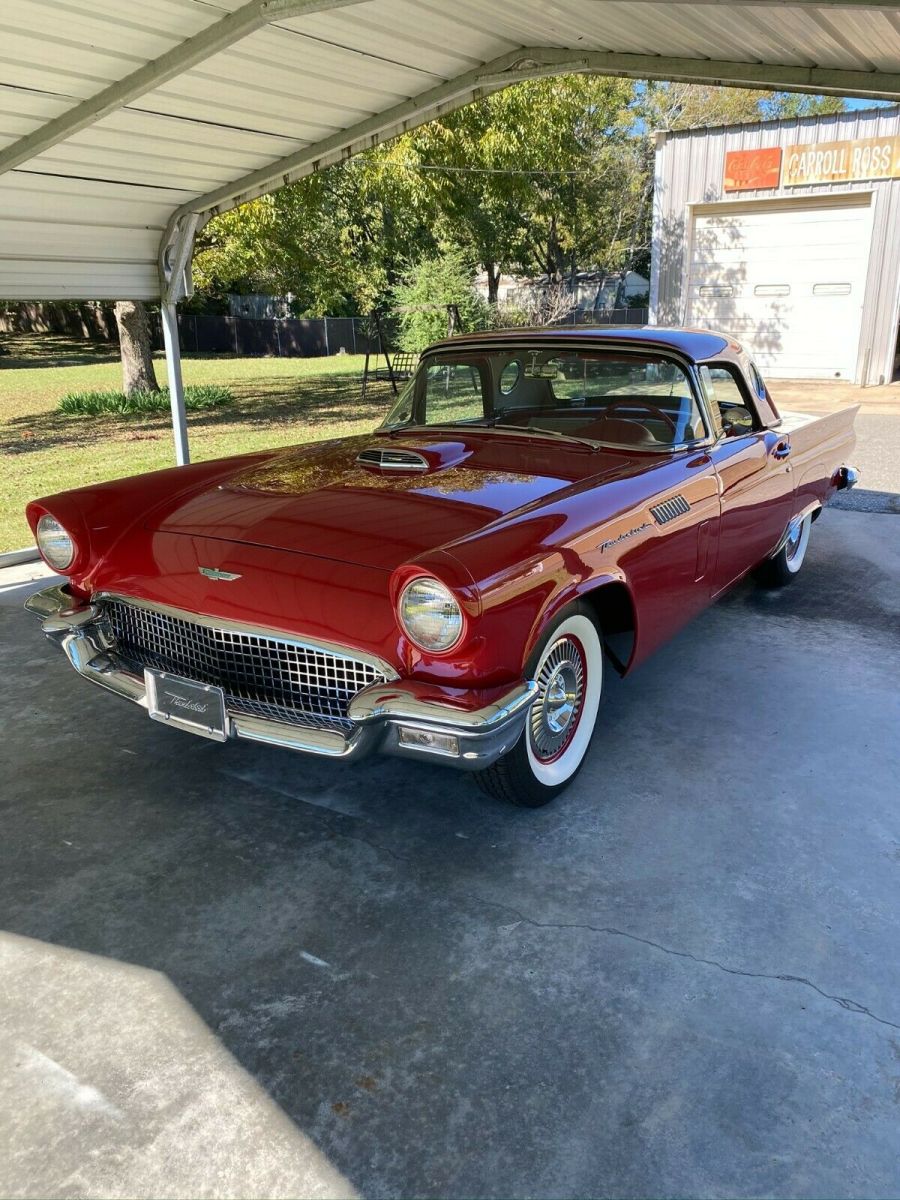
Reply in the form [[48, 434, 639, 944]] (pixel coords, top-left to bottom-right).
[[530, 636, 586, 762]]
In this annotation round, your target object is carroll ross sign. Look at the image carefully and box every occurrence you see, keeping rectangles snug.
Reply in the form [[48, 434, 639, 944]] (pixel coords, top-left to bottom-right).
[[784, 135, 900, 186]]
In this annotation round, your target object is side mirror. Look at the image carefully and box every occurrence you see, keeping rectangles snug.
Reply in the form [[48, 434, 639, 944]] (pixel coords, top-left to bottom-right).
[[721, 404, 754, 435]]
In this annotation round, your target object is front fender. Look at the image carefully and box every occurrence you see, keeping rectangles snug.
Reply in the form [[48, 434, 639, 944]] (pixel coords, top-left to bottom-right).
[[521, 569, 632, 670]]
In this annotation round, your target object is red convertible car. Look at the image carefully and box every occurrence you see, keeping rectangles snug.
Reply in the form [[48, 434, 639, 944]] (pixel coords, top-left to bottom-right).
[[26, 327, 858, 806]]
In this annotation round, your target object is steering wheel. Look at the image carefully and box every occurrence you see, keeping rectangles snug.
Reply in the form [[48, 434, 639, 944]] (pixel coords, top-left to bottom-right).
[[600, 399, 677, 435]]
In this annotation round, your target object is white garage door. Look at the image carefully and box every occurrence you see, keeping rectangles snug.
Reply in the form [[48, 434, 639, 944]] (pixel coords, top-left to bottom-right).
[[686, 196, 872, 379]]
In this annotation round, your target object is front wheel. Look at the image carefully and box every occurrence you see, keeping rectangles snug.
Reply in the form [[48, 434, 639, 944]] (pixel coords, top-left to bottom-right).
[[753, 512, 812, 588], [474, 605, 603, 807]]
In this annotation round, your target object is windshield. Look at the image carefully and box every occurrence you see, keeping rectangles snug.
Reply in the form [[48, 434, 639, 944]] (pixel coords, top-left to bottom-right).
[[379, 346, 707, 450]]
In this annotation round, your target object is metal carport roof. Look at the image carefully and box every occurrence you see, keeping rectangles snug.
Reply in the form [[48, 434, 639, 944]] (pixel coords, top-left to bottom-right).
[[5, 0, 900, 304], [3, 0, 900, 460]]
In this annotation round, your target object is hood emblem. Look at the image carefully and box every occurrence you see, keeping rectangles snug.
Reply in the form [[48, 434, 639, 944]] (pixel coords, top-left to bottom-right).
[[199, 566, 242, 582]]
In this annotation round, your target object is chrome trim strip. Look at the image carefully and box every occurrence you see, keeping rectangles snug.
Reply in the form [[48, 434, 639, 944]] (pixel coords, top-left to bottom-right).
[[387, 423, 709, 455], [94, 591, 400, 682]]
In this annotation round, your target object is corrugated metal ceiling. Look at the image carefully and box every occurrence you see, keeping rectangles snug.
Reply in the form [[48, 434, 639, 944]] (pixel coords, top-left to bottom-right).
[[2, 0, 900, 299]]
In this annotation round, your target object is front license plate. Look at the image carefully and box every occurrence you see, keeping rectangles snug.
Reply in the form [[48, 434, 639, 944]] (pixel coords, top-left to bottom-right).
[[144, 669, 228, 742]]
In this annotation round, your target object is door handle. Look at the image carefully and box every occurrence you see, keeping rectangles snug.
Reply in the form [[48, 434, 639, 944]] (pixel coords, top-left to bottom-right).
[[772, 442, 791, 460]]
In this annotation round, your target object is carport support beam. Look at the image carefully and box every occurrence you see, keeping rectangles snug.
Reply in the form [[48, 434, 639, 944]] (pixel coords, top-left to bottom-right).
[[161, 302, 190, 466]]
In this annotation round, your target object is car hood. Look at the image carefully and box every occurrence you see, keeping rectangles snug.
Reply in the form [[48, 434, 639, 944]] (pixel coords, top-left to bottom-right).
[[153, 431, 645, 571]]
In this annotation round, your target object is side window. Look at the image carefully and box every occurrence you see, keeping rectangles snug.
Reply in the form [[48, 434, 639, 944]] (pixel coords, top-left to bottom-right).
[[699, 364, 757, 436], [422, 363, 485, 425]]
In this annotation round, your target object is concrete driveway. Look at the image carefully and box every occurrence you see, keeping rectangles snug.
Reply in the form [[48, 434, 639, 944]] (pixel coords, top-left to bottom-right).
[[1, 509, 899, 1200]]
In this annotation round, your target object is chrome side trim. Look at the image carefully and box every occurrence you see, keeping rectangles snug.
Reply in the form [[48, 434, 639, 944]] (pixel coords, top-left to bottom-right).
[[94, 591, 400, 682]]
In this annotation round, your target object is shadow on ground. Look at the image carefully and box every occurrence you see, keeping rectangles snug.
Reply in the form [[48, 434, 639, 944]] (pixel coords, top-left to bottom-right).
[[1, 511, 899, 1199], [0, 332, 121, 369], [2, 371, 394, 457]]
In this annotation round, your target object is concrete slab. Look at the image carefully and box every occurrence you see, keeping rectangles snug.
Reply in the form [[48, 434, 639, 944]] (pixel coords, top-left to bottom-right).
[[1, 509, 899, 1200], [0, 558, 59, 607]]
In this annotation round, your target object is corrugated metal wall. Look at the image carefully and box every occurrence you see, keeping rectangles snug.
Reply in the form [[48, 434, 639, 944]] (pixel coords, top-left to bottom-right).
[[650, 106, 900, 385]]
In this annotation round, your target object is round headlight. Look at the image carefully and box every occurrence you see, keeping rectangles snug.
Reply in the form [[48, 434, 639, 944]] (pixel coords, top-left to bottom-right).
[[36, 514, 75, 570], [399, 577, 464, 652]]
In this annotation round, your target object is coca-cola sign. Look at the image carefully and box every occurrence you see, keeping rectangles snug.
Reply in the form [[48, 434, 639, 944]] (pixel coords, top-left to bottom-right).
[[723, 147, 782, 191]]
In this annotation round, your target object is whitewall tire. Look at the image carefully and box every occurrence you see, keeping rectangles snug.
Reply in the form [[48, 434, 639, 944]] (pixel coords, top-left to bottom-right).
[[754, 512, 813, 588], [474, 605, 603, 806]]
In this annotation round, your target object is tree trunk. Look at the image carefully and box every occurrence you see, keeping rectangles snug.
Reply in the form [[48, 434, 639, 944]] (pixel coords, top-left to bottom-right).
[[114, 300, 160, 396], [486, 263, 500, 304]]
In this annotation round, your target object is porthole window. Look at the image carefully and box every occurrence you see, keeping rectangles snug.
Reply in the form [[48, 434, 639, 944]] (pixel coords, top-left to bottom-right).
[[499, 359, 522, 395]]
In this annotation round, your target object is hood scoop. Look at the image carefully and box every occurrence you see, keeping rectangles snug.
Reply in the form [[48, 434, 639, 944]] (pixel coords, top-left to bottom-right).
[[356, 446, 429, 472]]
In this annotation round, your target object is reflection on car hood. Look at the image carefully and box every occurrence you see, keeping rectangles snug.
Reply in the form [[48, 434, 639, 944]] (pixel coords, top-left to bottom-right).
[[153, 431, 646, 570]]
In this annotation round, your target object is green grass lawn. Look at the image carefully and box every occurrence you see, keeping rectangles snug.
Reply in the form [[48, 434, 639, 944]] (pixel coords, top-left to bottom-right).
[[0, 334, 396, 552]]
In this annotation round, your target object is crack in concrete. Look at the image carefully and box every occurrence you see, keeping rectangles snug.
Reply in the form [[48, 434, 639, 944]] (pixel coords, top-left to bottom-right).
[[332, 827, 900, 1034], [478, 899, 900, 1034]]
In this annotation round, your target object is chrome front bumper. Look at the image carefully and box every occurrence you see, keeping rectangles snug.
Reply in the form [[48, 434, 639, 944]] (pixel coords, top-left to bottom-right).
[[26, 585, 535, 770]]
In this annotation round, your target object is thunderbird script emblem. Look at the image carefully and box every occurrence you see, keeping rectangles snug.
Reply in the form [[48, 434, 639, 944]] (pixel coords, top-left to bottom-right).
[[199, 566, 242, 582]]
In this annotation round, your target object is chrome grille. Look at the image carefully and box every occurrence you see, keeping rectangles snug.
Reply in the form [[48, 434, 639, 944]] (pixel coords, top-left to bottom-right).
[[103, 599, 387, 732]]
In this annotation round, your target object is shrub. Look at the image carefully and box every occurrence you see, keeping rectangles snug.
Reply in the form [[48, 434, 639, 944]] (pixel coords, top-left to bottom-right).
[[59, 384, 232, 416]]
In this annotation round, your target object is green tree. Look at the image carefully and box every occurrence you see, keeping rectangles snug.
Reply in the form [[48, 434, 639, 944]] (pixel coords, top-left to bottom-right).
[[641, 81, 845, 131], [391, 248, 491, 351], [194, 152, 434, 316], [392, 74, 641, 295]]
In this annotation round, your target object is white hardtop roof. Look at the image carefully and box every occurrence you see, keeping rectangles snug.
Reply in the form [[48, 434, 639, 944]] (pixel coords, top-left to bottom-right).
[[3, 0, 900, 303]]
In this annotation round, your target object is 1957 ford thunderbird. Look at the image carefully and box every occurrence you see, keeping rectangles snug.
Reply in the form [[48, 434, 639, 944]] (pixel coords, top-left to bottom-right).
[[26, 327, 859, 806]]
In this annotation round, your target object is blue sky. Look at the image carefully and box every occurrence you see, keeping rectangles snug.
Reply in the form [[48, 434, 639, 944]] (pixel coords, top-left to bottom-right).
[[843, 97, 895, 111]]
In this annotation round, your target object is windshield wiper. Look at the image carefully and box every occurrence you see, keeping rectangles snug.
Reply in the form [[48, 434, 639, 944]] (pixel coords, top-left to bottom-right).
[[390, 419, 600, 450], [495, 423, 601, 451]]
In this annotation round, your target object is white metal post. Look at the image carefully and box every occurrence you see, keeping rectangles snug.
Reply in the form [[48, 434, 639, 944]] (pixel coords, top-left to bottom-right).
[[161, 301, 190, 466]]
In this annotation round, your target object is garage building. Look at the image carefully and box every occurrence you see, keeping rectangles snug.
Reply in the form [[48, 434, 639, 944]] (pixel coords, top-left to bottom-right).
[[650, 105, 900, 385]]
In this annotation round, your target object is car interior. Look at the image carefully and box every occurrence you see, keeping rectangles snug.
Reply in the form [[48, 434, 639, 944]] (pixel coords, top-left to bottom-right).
[[411, 351, 708, 448]]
